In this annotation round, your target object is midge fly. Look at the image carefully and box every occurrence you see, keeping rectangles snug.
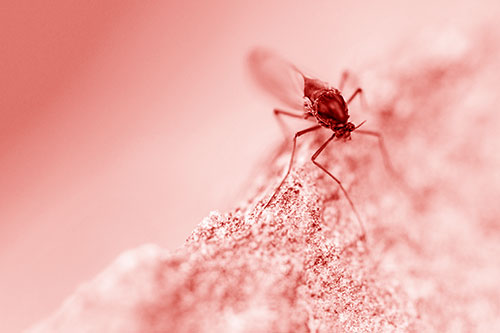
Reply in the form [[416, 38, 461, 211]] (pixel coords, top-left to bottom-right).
[[249, 48, 395, 242]]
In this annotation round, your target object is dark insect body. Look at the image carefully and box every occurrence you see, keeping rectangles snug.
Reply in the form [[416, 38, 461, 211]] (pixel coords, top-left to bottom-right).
[[249, 48, 395, 244]]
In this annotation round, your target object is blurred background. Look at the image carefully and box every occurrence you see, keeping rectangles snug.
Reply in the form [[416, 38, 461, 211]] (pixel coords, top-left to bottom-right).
[[1, 1, 498, 331]]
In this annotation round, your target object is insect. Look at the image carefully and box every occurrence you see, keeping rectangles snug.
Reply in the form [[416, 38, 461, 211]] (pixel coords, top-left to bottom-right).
[[249, 48, 395, 242]]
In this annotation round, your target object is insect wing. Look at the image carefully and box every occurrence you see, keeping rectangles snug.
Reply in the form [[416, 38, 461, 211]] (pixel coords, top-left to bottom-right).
[[248, 48, 306, 111]]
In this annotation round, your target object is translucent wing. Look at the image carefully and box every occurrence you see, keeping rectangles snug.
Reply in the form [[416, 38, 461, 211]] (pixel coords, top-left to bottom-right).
[[247, 48, 306, 111]]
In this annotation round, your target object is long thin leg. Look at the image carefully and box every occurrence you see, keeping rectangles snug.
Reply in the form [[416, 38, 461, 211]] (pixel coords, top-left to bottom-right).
[[274, 108, 312, 139], [355, 130, 421, 217], [262, 125, 322, 211], [311, 134, 366, 241], [274, 108, 305, 119], [347, 88, 364, 105], [339, 71, 349, 91], [355, 130, 396, 177], [340, 71, 366, 108], [355, 129, 413, 197]]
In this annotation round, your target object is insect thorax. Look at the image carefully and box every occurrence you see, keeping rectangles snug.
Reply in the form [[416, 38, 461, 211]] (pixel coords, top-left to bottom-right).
[[304, 89, 350, 129]]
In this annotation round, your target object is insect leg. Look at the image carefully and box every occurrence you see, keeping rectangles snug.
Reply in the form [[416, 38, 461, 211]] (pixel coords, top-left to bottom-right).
[[347, 88, 364, 105], [274, 108, 311, 139], [311, 134, 366, 242], [262, 125, 322, 211], [355, 130, 396, 177], [355, 129, 414, 197], [274, 108, 304, 119], [340, 71, 366, 107], [339, 71, 350, 91]]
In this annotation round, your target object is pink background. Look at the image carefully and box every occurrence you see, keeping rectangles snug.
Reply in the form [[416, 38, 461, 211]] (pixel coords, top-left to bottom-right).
[[1, 1, 498, 331]]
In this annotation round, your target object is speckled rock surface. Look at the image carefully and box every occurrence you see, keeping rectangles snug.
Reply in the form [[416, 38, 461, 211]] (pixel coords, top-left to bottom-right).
[[28, 29, 500, 333]]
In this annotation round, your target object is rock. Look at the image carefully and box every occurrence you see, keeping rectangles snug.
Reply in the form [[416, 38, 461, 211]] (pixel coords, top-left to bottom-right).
[[28, 29, 500, 333]]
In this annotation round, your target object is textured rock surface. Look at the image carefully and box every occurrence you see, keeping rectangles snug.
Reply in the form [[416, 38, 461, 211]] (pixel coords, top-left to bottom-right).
[[28, 30, 500, 332]]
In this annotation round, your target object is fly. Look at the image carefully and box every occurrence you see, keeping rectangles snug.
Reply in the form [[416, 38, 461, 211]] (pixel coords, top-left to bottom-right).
[[249, 48, 396, 244]]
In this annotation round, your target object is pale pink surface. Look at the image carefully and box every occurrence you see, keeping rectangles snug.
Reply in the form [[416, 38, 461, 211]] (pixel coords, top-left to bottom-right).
[[1, 1, 500, 332], [30, 31, 500, 333], [27, 31, 500, 331]]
